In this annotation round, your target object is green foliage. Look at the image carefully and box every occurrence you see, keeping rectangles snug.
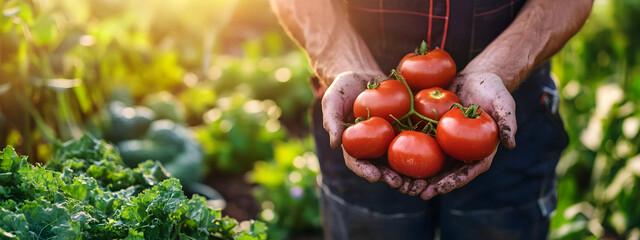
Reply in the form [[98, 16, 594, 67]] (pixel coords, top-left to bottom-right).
[[0, 136, 266, 239], [196, 93, 285, 173], [193, 31, 314, 174], [0, 112, 7, 147], [0, 0, 313, 171], [46, 135, 168, 192], [90, 98, 205, 184], [551, 0, 640, 239], [248, 139, 322, 239], [210, 35, 314, 127], [142, 92, 187, 124], [0, 0, 243, 159], [0, 0, 312, 238], [102, 101, 156, 143]]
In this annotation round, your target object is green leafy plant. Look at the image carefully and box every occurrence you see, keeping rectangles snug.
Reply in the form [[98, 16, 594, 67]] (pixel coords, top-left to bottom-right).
[[210, 35, 314, 131], [248, 139, 322, 239], [0, 0, 239, 161], [195, 93, 285, 173], [86, 97, 206, 185], [551, 0, 640, 239], [0, 135, 266, 239]]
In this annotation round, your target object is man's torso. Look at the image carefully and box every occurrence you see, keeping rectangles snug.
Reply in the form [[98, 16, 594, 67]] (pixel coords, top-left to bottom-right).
[[343, 0, 527, 71]]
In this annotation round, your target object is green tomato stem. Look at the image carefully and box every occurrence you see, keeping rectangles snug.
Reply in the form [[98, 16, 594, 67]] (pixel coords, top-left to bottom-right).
[[420, 122, 430, 134], [452, 103, 483, 119], [413, 111, 437, 123], [391, 69, 439, 126], [367, 81, 380, 90], [390, 114, 411, 129], [420, 122, 437, 137], [345, 108, 370, 126], [419, 41, 428, 55], [469, 105, 479, 118]]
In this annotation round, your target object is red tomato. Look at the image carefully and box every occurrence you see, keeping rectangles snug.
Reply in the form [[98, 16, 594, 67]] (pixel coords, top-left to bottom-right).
[[353, 80, 411, 123], [396, 53, 414, 70], [387, 131, 444, 178], [342, 117, 395, 159], [397, 49, 456, 90], [436, 106, 499, 162], [413, 87, 460, 121]]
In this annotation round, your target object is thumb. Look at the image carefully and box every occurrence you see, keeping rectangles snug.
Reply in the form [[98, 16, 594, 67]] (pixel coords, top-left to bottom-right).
[[490, 91, 517, 149], [321, 95, 349, 149], [321, 72, 370, 149]]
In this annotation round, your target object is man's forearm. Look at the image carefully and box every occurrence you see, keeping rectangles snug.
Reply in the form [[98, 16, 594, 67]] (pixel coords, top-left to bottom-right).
[[270, 0, 383, 88], [463, 0, 593, 92]]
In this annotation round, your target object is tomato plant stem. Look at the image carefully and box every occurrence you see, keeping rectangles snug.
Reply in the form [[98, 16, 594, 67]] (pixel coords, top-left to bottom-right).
[[390, 114, 411, 130], [420, 122, 436, 137], [391, 69, 439, 126]]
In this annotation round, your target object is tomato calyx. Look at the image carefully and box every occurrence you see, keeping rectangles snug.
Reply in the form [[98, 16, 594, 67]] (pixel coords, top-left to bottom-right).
[[417, 40, 428, 55], [437, 103, 499, 162], [430, 89, 443, 98], [404, 41, 431, 60], [367, 80, 380, 90], [451, 103, 483, 119], [343, 108, 371, 127]]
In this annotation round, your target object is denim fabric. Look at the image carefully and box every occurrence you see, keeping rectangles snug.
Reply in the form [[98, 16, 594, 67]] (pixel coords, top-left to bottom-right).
[[320, 184, 438, 240], [312, 63, 568, 240]]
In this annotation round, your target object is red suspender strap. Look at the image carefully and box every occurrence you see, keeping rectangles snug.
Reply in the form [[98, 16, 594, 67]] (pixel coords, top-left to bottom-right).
[[441, 0, 450, 49], [427, 0, 433, 49]]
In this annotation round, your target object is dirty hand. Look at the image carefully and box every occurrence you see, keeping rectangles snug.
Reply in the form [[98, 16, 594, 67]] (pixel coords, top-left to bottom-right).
[[416, 72, 516, 200], [322, 71, 421, 192]]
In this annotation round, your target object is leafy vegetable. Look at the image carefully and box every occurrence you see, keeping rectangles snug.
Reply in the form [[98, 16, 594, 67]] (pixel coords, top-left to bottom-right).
[[249, 140, 321, 239], [0, 135, 266, 239], [196, 93, 285, 173]]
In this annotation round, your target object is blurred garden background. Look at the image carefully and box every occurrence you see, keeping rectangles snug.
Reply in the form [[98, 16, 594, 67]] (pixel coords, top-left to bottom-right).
[[0, 0, 638, 239]]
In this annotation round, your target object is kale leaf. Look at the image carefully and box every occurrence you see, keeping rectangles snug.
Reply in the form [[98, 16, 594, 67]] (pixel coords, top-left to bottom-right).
[[0, 136, 266, 239]]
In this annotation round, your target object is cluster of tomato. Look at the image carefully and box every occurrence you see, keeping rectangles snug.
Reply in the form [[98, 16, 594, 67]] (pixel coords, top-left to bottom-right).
[[342, 42, 499, 179]]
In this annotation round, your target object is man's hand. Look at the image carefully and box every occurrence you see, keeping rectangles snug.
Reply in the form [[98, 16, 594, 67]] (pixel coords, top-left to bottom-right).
[[419, 149, 498, 200], [322, 71, 413, 190], [449, 72, 517, 149], [321, 72, 381, 182], [323, 71, 516, 199], [322, 71, 379, 149], [416, 72, 516, 200], [343, 149, 430, 195], [413, 0, 593, 199]]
